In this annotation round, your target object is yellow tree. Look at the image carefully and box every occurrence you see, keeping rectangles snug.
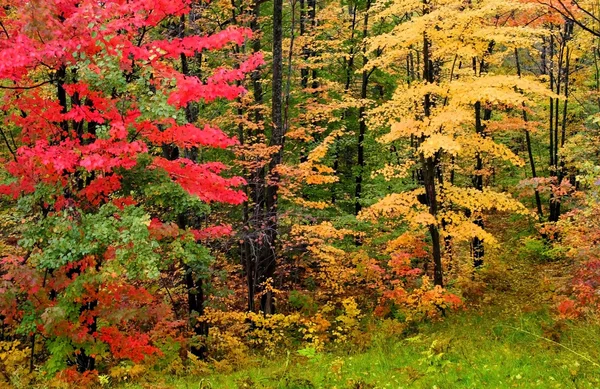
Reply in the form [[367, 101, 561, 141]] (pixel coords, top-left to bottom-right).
[[361, 0, 554, 285], [278, 0, 373, 212]]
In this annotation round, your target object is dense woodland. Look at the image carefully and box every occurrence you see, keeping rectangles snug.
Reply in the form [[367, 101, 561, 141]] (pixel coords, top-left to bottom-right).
[[2, 0, 600, 387]]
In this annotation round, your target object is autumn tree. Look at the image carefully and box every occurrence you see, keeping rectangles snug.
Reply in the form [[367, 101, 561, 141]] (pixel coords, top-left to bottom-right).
[[362, 0, 552, 285], [512, 2, 589, 228], [540, 0, 600, 38], [0, 0, 259, 375]]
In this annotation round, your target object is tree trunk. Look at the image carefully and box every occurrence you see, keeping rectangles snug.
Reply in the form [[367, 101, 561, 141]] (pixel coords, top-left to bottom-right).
[[354, 0, 371, 216], [548, 25, 571, 223], [178, 14, 209, 356], [515, 48, 544, 220], [471, 101, 488, 267], [258, 0, 284, 315], [332, 3, 358, 205], [240, 0, 268, 313], [422, 154, 443, 287], [422, 29, 443, 286]]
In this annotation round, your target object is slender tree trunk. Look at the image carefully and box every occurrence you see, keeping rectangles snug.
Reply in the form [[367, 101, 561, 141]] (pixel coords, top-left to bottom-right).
[[471, 101, 489, 267], [332, 4, 358, 205], [308, 0, 317, 88], [560, 47, 570, 149], [354, 0, 371, 216], [55, 64, 99, 372], [515, 48, 544, 219], [549, 34, 555, 169], [469, 43, 493, 268], [299, 0, 308, 89], [423, 154, 443, 286], [244, 0, 266, 313], [549, 26, 570, 223], [177, 14, 208, 357], [283, 0, 296, 134], [258, 0, 284, 315], [184, 263, 207, 356], [422, 29, 443, 287], [56, 65, 69, 133], [297, 0, 318, 192]]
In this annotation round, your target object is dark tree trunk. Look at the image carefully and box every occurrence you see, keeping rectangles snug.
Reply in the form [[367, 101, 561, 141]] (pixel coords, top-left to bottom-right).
[[332, 4, 358, 205], [55, 64, 99, 372], [184, 263, 208, 356], [515, 48, 544, 220], [548, 24, 571, 223], [241, 0, 267, 314], [354, 0, 371, 216], [299, 0, 308, 89], [423, 154, 443, 287], [471, 101, 490, 268], [257, 0, 284, 315], [178, 13, 209, 356], [422, 29, 443, 287], [549, 34, 555, 169]]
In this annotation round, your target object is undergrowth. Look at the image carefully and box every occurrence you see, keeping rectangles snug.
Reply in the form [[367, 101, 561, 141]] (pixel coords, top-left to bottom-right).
[[109, 236, 600, 389], [112, 308, 600, 389]]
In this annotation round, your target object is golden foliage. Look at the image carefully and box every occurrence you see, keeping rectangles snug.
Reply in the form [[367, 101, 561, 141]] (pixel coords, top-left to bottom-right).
[[373, 160, 416, 181], [358, 190, 433, 228], [441, 185, 530, 215], [0, 341, 33, 388]]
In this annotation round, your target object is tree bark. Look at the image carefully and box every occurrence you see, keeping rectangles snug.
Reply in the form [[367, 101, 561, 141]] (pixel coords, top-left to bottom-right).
[[258, 0, 284, 315], [244, 0, 266, 313], [422, 28, 443, 286], [515, 48, 544, 220], [354, 0, 371, 215], [548, 25, 571, 223]]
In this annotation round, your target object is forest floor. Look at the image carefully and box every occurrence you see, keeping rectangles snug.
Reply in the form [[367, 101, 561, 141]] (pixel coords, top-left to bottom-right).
[[121, 247, 600, 389]]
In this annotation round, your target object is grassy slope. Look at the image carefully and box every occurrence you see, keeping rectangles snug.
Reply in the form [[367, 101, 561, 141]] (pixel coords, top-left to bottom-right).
[[135, 308, 600, 389], [123, 245, 600, 389]]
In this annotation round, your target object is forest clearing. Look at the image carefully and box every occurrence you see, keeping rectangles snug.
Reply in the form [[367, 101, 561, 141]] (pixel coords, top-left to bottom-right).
[[1, 0, 600, 387]]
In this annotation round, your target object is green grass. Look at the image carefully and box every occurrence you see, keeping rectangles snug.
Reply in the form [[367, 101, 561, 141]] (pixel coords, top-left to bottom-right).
[[120, 308, 600, 389], [115, 241, 598, 389]]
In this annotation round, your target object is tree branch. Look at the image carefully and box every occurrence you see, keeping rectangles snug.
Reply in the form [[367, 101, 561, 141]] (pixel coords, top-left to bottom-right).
[[538, 0, 600, 37], [0, 80, 53, 90]]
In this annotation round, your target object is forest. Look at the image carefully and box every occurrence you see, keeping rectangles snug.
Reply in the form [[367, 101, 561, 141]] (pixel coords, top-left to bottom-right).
[[1, 0, 600, 387]]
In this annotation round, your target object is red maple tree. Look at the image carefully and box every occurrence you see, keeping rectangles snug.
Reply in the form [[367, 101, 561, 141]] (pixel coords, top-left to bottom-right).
[[0, 0, 261, 378]]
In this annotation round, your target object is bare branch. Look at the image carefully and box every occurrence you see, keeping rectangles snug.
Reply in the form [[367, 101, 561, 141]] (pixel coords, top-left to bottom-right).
[[0, 80, 53, 90], [538, 0, 600, 37]]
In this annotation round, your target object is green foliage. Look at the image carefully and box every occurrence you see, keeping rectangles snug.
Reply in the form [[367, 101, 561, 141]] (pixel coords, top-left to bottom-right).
[[21, 203, 160, 277], [519, 237, 565, 263], [296, 347, 321, 362], [288, 292, 318, 315]]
